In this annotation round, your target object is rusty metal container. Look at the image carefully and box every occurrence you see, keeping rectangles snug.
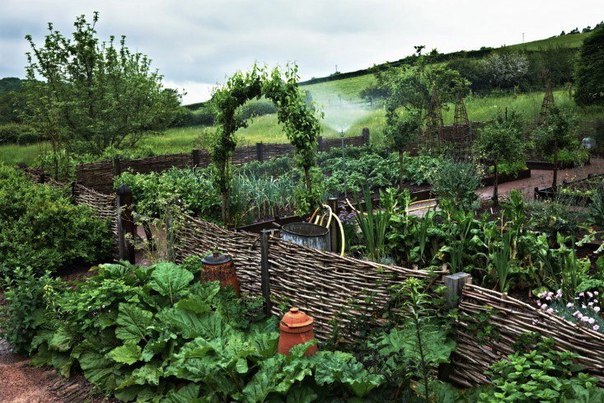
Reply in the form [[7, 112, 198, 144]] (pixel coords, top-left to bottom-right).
[[201, 252, 240, 296], [281, 222, 330, 251], [278, 307, 318, 356]]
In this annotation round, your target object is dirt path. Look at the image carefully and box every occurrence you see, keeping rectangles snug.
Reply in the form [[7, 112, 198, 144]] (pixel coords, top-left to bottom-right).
[[0, 339, 61, 403]]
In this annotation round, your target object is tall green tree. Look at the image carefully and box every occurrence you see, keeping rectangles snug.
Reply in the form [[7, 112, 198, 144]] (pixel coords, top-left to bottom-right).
[[575, 25, 604, 106], [371, 62, 468, 184], [23, 12, 180, 157], [533, 106, 579, 189], [472, 110, 525, 205]]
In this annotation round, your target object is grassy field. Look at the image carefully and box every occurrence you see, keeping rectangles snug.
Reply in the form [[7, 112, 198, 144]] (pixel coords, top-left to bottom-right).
[[505, 32, 587, 51]]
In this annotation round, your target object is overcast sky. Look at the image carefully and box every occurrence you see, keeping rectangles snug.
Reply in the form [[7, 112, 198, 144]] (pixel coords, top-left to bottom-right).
[[1, 0, 602, 103]]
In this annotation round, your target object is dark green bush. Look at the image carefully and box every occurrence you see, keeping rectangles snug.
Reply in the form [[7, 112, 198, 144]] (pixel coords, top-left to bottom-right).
[[236, 98, 278, 120], [0, 166, 113, 280], [171, 105, 216, 127], [0, 123, 39, 144]]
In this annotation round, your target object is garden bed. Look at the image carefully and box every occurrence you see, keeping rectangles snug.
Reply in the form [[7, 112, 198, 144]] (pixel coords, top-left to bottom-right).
[[527, 158, 590, 170], [481, 168, 531, 186]]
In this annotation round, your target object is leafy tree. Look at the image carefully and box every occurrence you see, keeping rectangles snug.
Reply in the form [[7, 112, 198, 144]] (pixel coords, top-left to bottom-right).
[[23, 12, 180, 159], [369, 62, 469, 115], [533, 106, 579, 189], [484, 52, 529, 90], [0, 77, 25, 124], [384, 108, 422, 188], [472, 110, 525, 205], [371, 63, 468, 182], [575, 24, 604, 106]]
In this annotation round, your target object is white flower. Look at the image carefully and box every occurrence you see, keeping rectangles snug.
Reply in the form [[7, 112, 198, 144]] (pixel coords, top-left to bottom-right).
[[541, 304, 548, 310], [582, 316, 590, 322], [556, 289, 563, 298], [595, 291, 599, 296], [589, 302, 594, 306], [574, 311, 582, 318], [588, 292, 594, 298], [567, 302, 574, 308], [594, 325, 600, 331], [580, 292, 585, 297], [547, 308, 554, 313], [583, 304, 587, 309], [589, 318, 596, 324], [595, 306, 601, 313], [546, 295, 552, 301]]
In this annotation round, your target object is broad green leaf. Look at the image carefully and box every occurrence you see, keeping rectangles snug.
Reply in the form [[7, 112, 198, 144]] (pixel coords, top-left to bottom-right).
[[115, 303, 154, 342], [131, 362, 163, 386], [236, 358, 248, 374], [48, 327, 72, 352], [78, 352, 119, 390], [286, 385, 318, 403], [107, 341, 142, 365], [162, 384, 202, 403], [161, 308, 231, 340], [149, 263, 194, 302]]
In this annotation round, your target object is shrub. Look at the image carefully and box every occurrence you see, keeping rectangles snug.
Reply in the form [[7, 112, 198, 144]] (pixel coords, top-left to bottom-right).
[[0, 267, 62, 354], [430, 160, 480, 212], [0, 166, 113, 281], [236, 98, 278, 120], [480, 337, 604, 401], [0, 123, 39, 144]]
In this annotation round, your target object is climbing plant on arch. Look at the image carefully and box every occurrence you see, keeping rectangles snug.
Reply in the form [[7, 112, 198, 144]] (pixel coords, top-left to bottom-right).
[[212, 64, 323, 223]]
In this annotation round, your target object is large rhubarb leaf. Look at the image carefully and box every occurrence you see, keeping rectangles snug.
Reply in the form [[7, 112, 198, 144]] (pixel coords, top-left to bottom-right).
[[115, 303, 154, 342], [107, 341, 142, 365], [149, 263, 194, 303]]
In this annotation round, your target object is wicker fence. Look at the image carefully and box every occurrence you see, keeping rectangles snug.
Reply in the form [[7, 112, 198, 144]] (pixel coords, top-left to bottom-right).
[[451, 284, 604, 387], [75, 133, 369, 193], [173, 214, 445, 340]]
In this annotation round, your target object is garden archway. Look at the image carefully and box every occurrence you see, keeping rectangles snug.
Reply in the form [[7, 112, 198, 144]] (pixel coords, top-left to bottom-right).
[[212, 64, 322, 223]]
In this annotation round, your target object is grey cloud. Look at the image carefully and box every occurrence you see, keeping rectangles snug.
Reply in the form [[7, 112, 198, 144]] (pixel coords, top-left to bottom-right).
[[1, 0, 603, 102]]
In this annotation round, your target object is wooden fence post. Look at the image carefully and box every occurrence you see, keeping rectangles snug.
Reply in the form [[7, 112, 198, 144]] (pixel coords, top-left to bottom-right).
[[256, 142, 264, 162], [317, 136, 323, 152], [70, 181, 77, 203], [444, 272, 472, 308], [362, 127, 370, 145], [113, 156, 122, 177], [192, 149, 201, 167], [260, 230, 272, 316], [116, 184, 136, 264]]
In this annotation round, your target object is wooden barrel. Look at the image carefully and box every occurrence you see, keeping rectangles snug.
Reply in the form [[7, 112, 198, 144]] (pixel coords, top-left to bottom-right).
[[201, 252, 241, 296]]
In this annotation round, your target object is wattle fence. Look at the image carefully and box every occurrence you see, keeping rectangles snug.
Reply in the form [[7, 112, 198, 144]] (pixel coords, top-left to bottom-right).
[[173, 214, 443, 340], [451, 284, 604, 386]]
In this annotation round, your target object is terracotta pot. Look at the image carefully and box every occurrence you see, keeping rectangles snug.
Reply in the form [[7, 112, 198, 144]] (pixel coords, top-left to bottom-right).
[[278, 307, 318, 356], [201, 252, 240, 296]]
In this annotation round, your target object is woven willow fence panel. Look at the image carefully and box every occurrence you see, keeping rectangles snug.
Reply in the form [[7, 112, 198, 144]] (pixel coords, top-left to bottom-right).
[[173, 215, 263, 297], [451, 284, 604, 387], [73, 184, 118, 241], [173, 215, 445, 340]]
